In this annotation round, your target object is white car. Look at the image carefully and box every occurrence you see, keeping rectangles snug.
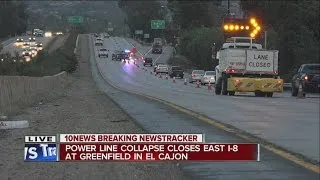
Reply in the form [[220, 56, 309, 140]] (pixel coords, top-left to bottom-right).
[[201, 71, 216, 85], [95, 40, 103, 46], [156, 64, 169, 74], [98, 48, 109, 57]]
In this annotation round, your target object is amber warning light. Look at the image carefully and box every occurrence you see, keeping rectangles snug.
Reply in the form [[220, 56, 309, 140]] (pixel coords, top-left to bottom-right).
[[223, 18, 261, 38]]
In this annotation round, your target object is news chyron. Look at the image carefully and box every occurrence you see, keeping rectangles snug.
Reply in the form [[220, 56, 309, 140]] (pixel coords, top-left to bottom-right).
[[24, 136, 58, 162]]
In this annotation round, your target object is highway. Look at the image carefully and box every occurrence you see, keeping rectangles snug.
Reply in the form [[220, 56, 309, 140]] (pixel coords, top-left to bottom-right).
[[92, 35, 320, 163], [1, 35, 53, 57], [87, 34, 319, 179]]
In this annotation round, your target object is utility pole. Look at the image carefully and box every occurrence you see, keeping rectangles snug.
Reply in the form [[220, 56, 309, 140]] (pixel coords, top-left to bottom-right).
[[227, 0, 230, 15]]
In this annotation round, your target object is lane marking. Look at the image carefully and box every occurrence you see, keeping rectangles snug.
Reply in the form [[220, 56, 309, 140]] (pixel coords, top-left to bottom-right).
[[90, 35, 320, 173]]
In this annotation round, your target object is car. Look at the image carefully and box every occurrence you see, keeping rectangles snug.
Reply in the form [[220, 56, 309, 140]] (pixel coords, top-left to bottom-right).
[[29, 37, 36, 45], [104, 33, 110, 38], [36, 43, 43, 51], [169, 66, 184, 78], [23, 41, 30, 48], [94, 33, 99, 38], [189, 70, 205, 83], [95, 40, 103, 46], [112, 51, 127, 61], [30, 46, 38, 55], [15, 38, 24, 46], [98, 48, 109, 58], [291, 63, 320, 96], [143, 58, 153, 66], [96, 37, 103, 41], [155, 64, 169, 74], [153, 63, 164, 72], [22, 49, 32, 56], [201, 71, 216, 85]]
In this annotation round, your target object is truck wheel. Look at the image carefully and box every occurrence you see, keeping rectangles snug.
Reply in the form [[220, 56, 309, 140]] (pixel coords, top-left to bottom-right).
[[255, 91, 266, 97], [228, 91, 235, 96], [266, 92, 273, 97], [221, 76, 228, 95], [215, 78, 222, 95]]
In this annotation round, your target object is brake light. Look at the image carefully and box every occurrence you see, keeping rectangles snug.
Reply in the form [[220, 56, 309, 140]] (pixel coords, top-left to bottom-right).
[[226, 69, 235, 73]]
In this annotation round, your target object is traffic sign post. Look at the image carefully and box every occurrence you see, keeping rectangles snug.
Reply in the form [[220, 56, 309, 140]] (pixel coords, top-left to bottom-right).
[[151, 20, 165, 29], [68, 16, 84, 24]]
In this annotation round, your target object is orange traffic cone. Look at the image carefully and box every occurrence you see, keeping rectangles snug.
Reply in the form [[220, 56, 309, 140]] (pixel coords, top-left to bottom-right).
[[208, 81, 212, 91], [184, 79, 187, 85], [297, 83, 305, 99], [173, 77, 176, 83], [196, 81, 200, 88]]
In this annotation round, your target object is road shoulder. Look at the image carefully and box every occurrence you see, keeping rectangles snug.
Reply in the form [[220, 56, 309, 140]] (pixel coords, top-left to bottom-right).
[[0, 34, 189, 180]]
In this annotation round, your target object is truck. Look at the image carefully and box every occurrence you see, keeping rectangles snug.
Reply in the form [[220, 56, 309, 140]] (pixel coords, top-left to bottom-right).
[[214, 37, 283, 97], [33, 29, 44, 37], [152, 38, 163, 54]]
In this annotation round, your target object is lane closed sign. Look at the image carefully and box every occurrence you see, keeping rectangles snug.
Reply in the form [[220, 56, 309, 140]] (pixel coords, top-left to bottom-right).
[[246, 50, 277, 72]]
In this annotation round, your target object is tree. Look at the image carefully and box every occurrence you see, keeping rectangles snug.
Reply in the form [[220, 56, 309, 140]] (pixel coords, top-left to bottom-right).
[[0, 1, 28, 38], [240, 0, 320, 79], [118, 0, 165, 37]]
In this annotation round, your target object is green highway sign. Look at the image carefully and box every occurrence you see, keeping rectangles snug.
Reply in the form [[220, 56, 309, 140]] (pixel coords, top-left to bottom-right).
[[151, 20, 165, 29], [68, 16, 84, 24]]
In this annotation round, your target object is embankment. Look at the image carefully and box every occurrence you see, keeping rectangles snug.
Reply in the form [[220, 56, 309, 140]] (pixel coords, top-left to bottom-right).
[[0, 71, 71, 115]]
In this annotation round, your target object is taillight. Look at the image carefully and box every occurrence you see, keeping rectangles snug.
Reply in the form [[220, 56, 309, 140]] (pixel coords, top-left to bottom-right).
[[226, 69, 235, 73], [304, 76, 308, 80]]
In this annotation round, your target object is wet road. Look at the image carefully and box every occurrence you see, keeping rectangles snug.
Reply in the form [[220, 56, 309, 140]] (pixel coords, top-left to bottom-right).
[[86, 34, 319, 179], [93, 35, 320, 163]]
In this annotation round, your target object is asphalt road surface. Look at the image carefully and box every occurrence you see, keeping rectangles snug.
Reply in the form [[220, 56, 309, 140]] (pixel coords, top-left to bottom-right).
[[1, 35, 53, 56], [88, 35, 319, 179], [93, 36, 320, 163]]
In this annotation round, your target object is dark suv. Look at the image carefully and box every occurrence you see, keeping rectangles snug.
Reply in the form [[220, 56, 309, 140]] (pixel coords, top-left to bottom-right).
[[291, 63, 320, 96], [169, 66, 184, 78], [143, 58, 153, 66]]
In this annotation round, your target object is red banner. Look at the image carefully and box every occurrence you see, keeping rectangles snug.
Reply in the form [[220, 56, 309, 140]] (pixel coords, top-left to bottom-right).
[[59, 143, 258, 161]]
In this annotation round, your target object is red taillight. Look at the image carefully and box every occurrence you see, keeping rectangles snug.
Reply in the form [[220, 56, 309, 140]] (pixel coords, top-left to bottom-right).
[[226, 69, 235, 73]]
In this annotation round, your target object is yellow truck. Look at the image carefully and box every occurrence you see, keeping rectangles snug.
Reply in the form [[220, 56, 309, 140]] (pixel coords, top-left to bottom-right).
[[214, 37, 283, 97]]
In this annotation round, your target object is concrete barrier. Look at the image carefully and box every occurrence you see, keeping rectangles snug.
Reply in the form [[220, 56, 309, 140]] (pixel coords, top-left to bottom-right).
[[0, 71, 71, 114]]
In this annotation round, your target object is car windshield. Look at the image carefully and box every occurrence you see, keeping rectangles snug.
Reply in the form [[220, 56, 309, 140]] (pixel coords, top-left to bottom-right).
[[205, 71, 215, 75], [145, 58, 152, 62], [100, 49, 107, 51], [193, 70, 205, 74], [302, 65, 320, 73]]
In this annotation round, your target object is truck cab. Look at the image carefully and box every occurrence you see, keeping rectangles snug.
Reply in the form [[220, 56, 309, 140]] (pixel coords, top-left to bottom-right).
[[215, 37, 283, 97]]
